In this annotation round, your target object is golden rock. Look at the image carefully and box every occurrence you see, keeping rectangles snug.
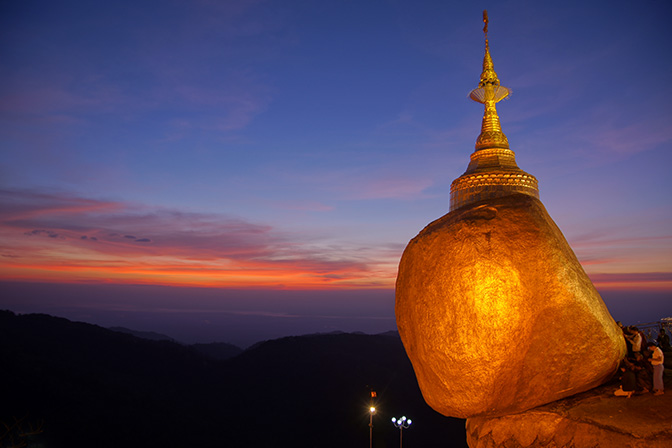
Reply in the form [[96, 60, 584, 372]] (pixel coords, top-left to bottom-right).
[[395, 193, 626, 418], [395, 12, 626, 419], [395, 12, 626, 418]]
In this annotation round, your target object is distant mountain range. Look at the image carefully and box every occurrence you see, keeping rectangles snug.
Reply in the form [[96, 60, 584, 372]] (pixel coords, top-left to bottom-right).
[[108, 326, 178, 342], [108, 326, 243, 360], [0, 310, 467, 448]]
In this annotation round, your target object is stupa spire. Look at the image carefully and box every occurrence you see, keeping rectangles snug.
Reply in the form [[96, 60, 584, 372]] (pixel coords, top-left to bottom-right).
[[449, 10, 539, 211], [470, 9, 510, 150]]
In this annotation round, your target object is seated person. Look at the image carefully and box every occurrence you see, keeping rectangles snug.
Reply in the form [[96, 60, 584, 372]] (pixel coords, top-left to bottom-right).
[[613, 362, 637, 398]]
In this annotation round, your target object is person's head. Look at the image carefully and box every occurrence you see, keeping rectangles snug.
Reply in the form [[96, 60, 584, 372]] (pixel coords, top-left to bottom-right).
[[647, 343, 657, 350]]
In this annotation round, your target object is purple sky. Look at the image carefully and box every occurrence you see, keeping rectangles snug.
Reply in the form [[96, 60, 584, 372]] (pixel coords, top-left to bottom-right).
[[1, 0, 670, 346]]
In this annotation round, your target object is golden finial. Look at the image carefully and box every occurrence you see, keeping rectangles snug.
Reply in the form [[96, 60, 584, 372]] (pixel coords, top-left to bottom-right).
[[469, 9, 510, 150]]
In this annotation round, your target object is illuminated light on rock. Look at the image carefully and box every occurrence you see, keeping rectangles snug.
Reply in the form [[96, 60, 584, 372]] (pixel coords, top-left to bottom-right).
[[395, 11, 626, 419]]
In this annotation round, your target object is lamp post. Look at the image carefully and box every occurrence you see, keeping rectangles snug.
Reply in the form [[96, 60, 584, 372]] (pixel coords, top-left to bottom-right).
[[391, 416, 412, 448], [369, 406, 376, 448]]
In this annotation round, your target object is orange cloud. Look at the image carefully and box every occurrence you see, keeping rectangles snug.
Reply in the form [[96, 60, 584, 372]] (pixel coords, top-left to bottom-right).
[[589, 272, 672, 292], [0, 188, 398, 289]]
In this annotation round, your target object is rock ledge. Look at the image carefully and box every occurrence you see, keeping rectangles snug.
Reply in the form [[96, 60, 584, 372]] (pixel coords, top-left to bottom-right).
[[466, 379, 672, 447]]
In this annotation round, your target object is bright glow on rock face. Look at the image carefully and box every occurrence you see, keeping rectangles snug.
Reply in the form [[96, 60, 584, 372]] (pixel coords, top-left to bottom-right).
[[468, 260, 523, 329], [395, 194, 626, 419]]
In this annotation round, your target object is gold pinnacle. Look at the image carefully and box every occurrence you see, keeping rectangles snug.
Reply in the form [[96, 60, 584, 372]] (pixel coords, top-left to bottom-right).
[[469, 9, 510, 151]]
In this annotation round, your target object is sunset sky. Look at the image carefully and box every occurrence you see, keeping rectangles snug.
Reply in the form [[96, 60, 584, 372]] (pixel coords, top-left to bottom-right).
[[1, 0, 670, 346]]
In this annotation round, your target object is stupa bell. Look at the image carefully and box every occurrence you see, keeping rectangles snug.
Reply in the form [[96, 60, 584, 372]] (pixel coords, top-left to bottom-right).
[[395, 11, 625, 419]]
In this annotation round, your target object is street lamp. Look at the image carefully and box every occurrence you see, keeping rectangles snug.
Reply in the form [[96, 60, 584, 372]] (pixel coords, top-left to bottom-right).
[[369, 406, 376, 448], [391, 416, 412, 448]]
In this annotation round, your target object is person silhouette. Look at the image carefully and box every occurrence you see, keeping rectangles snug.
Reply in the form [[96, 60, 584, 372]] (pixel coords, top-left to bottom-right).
[[647, 342, 665, 396]]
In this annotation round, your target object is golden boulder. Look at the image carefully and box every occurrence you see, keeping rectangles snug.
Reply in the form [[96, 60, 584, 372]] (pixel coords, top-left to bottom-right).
[[395, 194, 626, 418]]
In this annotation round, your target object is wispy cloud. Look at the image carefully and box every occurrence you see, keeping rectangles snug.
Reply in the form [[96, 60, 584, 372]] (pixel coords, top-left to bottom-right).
[[338, 173, 434, 201], [0, 188, 396, 288], [270, 201, 334, 212], [567, 225, 672, 277], [577, 107, 670, 159], [0, 0, 283, 141], [590, 272, 672, 291], [166, 70, 273, 135]]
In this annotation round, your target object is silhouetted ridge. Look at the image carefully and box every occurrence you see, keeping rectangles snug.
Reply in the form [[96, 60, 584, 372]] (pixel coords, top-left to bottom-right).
[[0, 310, 466, 448], [109, 326, 177, 342]]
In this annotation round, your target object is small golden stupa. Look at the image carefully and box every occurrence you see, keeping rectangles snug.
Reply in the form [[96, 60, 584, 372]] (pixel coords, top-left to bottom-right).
[[450, 10, 538, 211]]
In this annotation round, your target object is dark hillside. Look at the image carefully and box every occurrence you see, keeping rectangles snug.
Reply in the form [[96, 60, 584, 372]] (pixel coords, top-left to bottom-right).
[[0, 310, 218, 447], [190, 341, 243, 360], [222, 332, 467, 447], [0, 310, 466, 447]]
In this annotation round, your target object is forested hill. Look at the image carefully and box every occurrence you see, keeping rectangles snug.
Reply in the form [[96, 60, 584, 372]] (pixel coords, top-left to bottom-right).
[[0, 310, 467, 448]]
